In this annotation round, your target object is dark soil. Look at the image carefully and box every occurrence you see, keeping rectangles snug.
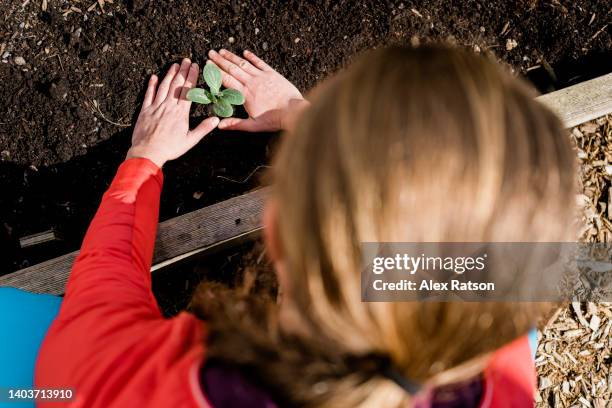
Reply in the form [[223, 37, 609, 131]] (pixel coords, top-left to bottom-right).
[[1, 0, 611, 273], [152, 239, 276, 317]]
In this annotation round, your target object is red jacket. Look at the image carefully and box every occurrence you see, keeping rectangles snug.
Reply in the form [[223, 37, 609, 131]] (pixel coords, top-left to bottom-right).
[[35, 158, 536, 407], [36, 159, 209, 407]]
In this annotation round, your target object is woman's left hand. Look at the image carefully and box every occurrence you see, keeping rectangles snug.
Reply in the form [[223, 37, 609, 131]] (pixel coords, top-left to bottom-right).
[[126, 58, 220, 168]]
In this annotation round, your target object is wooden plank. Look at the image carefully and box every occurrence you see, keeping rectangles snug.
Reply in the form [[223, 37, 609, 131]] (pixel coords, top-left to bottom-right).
[[536, 72, 612, 128], [150, 229, 260, 272], [19, 229, 60, 249], [0, 187, 269, 295]]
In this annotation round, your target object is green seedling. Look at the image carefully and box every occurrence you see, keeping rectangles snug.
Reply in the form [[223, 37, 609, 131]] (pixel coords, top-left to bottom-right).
[[186, 63, 245, 118]]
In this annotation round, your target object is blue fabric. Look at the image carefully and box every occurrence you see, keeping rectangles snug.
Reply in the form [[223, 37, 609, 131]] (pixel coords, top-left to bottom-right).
[[527, 328, 538, 360], [0, 288, 61, 407]]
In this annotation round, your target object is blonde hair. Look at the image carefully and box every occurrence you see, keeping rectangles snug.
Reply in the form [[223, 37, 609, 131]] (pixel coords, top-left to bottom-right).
[[193, 45, 576, 407]]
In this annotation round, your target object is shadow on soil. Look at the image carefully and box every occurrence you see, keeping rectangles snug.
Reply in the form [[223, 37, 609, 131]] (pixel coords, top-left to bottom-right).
[[527, 51, 612, 94], [0, 119, 276, 274]]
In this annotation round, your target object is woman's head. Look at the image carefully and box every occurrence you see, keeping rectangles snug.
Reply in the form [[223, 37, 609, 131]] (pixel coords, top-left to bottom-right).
[[266, 45, 575, 401], [197, 45, 576, 407]]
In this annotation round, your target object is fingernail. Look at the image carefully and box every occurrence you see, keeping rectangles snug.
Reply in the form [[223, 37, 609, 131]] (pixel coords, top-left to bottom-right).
[[208, 49, 217, 56], [211, 117, 220, 127], [243, 50, 250, 55], [219, 49, 227, 55], [217, 120, 226, 129], [190, 63, 198, 70], [182, 58, 191, 64]]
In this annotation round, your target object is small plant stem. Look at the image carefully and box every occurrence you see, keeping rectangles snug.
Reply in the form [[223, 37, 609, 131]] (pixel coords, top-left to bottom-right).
[[216, 165, 271, 184]]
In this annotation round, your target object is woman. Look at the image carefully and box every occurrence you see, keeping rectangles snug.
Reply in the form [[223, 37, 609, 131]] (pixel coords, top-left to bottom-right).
[[35, 46, 574, 407]]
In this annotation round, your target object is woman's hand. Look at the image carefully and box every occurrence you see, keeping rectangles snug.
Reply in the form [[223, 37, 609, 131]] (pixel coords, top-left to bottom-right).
[[207, 49, 309, 132], [126, 59, 220, 168]]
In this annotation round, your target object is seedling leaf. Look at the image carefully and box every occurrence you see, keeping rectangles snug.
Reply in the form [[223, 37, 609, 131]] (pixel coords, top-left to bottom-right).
[[213, 99, 233, 117], [220, 88, 245, 105], [203, 64, 222, 94], [204, 89, 214, 102], [186, 88, 211, 104]]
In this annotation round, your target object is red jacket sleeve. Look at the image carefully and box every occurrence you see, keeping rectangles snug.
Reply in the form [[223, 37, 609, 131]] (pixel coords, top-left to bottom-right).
[[35, 158, 208, 408], [63, 157, 163, 318]]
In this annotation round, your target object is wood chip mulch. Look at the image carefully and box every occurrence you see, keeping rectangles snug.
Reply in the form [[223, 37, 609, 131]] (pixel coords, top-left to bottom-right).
[[536, 115, 612, 408]]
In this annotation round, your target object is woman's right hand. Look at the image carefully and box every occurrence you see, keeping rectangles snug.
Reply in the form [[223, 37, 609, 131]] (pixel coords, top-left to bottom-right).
[[208, 49, 309, 132]]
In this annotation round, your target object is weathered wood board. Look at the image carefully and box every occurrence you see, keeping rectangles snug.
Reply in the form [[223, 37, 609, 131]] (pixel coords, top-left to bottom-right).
[[0, 187, 269, 295], [536, 72, 612, 129]]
